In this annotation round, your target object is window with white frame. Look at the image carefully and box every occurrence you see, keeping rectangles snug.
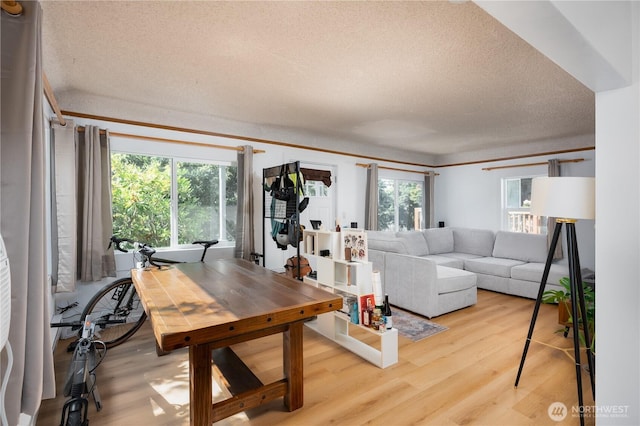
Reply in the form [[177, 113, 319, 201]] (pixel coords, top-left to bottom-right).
[[110, 152, 237, 248], [303, 179, 329, 197], [502, 176, 546, 234], [378, 178, 424, 231]]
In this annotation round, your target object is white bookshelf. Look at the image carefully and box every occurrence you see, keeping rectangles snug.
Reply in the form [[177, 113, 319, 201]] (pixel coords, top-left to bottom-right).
[[302, 230, 398, 369]]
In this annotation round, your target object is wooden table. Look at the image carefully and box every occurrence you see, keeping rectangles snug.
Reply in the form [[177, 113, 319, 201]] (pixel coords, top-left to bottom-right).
[[131, 259, 342, 425]]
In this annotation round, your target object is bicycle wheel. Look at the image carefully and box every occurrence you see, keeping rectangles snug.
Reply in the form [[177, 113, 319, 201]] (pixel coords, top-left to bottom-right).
[[81, 277, 147, 348]]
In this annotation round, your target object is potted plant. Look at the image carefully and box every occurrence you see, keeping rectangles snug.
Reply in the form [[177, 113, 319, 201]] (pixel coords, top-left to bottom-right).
[[542, 276, 595, 352]]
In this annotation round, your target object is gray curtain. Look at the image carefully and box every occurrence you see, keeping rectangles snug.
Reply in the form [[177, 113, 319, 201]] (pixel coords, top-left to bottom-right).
[[76, 126, 116, 281], [51, 120, 77, 292], [1, 2, 56, 424], [548, 159, 563, 260], [234, 145, 254, 260], [364, 163, 379, 230], [424, 171, 435, 228]]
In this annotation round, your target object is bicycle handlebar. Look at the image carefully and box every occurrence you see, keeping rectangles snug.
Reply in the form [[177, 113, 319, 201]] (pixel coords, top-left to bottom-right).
[[108, 236, 134, 253], [109, 235, 219, 267]]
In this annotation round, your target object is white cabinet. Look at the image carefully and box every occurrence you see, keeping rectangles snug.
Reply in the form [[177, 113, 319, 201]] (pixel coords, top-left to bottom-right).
[[302, 230, 398, 369]]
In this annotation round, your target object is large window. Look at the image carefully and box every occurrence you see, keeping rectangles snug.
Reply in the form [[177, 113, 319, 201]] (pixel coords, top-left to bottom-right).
[[502, 176, 545, 234], [111, 152, 237, 248], [378, 178, 423, 231]]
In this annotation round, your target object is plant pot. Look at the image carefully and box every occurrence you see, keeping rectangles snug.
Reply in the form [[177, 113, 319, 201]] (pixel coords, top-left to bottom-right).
[[558, 300, 571, 326]]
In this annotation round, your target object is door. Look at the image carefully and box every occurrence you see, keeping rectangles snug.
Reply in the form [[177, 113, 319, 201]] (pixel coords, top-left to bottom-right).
[[299, 164, 335, 233]]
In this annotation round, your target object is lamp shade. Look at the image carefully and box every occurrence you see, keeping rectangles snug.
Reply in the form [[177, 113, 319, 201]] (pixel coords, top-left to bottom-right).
[[530, 177, 595, 220]]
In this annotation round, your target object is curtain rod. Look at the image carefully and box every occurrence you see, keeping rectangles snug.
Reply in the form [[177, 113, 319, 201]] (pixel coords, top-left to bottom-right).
[[481, 158, 584, 171], [1, 0, 22, 15], [356, 163, 439, 176], [109, 131, 265, 154], [61, 110, 434, 168], [76, 127, 264, 154], [43, 72, 67, 126]]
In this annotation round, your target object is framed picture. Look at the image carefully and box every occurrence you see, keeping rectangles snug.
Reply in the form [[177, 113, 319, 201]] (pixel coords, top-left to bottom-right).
[[341, 229, 368, 262]]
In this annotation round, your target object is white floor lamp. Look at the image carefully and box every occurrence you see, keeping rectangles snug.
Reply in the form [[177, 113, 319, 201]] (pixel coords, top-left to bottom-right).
[[514, 176, 595, 426]]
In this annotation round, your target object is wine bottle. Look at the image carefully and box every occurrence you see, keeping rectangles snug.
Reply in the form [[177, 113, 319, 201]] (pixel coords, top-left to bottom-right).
[[383, 294, 393, 329]]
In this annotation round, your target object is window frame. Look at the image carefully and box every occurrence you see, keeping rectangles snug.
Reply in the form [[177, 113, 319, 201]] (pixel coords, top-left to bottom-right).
[[110, 138, 237, 249], [377, 172, 425, 232], [501, 174, 547, 234]]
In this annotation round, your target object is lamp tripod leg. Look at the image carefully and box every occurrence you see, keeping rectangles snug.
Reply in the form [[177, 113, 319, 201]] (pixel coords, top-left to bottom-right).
[[514, 221, 563, 388], [566, 223, 595, 400], [567, 222, 585, 426]]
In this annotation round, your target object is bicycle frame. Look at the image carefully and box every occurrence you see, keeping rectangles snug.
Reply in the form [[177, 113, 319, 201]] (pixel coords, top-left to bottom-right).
[[59, 315, 105, 426], [95, 282, 141, 328]]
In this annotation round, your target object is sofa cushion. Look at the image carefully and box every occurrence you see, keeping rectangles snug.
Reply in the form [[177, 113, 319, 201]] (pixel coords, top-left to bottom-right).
[[436, 265, 477, 295], [492, 231, 548, 263], [444, 252, 484, 261], [452, 227, 495, 256], [423, 255, 464, 269], [464, 256, 525, 278], [423, 228, 454, 254], [510, 262, 570, 285], [367, 231, 408, 254], [396, 231, 429, 256]]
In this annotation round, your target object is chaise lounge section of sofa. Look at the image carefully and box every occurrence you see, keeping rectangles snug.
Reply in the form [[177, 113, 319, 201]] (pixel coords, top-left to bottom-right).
[[367, 227, 571, 318]]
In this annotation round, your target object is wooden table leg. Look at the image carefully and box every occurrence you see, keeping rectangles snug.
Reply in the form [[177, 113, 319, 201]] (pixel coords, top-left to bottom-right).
[[190, 343, 213, 425], [283, 321, 304, 411]]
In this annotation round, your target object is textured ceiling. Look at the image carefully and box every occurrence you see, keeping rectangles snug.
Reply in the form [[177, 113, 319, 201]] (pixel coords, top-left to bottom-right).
[[40, 0, 594, 158]]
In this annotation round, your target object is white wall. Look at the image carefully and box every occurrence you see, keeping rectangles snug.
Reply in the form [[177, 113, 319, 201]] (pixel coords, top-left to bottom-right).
[[596, 72, 640, 425], [436, 147, 596, 270]]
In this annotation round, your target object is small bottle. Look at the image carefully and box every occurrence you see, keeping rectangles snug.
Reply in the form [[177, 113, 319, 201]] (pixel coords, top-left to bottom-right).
[[372, 308, 382, 330], [350, 300, 359, 324], [362, 298, 372, 327], [383, 294, 393, 330], [335, 219, 341, 232]]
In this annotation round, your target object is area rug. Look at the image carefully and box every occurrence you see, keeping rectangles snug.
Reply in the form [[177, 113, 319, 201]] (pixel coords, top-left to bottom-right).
[[391, 308, 448, 342]]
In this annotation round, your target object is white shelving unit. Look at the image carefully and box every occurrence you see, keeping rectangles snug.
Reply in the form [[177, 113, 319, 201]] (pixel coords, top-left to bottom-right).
[[302, 229, 398, 369]]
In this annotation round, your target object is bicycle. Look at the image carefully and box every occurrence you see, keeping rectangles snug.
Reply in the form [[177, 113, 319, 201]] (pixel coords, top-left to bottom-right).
[[78, 236, 218, 348], [50, 236, 218, 425]]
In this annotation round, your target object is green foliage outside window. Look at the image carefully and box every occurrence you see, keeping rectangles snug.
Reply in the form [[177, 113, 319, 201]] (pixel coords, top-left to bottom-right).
[[378, 178, 423, 231], [398, 181, 422, 230], [177, 162, 238, 244], [111, 153, 237, 248], [378, 179, 395, 231], [111, 153, 171, 247]]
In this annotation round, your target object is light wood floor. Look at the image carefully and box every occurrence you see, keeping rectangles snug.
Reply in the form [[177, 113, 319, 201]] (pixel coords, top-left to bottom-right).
[[37, 290, 595, 425]]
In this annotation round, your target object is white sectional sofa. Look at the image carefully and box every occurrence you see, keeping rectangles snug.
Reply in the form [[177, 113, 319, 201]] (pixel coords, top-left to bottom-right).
[[367, 227, 571, 318]]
